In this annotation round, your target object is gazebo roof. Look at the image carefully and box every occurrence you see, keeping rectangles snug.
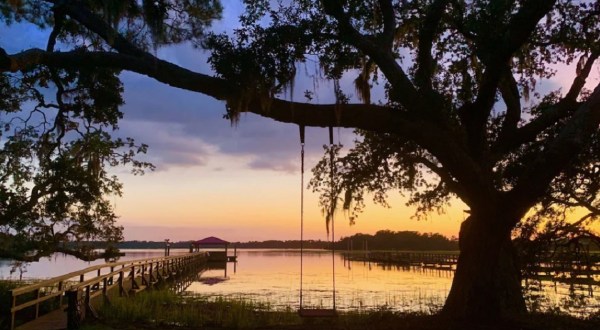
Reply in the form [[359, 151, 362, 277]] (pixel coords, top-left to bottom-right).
[[195, 236, 229, 245]]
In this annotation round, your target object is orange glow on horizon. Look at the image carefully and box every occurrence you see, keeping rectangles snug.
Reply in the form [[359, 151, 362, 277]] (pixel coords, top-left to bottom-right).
[[115, 61, 600, 243], [117, 159, 597, 242], [117, 156, 466, 242]]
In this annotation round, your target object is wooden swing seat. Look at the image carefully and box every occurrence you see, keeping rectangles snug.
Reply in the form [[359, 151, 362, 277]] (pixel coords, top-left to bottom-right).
[[298, 308, 338, 318], [297, 126, 338, 320]]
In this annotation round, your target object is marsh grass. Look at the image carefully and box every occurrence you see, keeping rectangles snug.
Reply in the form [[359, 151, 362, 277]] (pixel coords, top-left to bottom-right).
[[1, 279, 60, 330], [91, 288, 600, 330], [93, 294, 434, 330], [0, 280, 20, 329], [98, 289, 300, 328]]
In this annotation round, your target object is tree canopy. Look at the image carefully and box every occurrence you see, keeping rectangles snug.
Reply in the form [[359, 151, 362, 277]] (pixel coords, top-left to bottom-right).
[[337, 229, 458, 250], [1, 0, 600, 320]]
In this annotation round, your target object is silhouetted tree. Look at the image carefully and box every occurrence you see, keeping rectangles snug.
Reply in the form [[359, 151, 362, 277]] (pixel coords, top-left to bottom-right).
[[337, 230, 458, 251], [2, 0, 600, 320]]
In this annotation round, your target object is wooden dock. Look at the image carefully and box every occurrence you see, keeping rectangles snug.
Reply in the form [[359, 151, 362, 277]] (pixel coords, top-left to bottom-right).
[[14, 309, 66, 330], [343, 251, 600, 284], [206, 251, 237, 262], [9, 252, 207, 330], [343, 251, 459, 270]]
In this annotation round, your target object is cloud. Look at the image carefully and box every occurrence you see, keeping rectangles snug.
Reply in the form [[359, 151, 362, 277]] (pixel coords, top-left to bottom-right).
[[118, 74, 325, 172], [247, 158, 297, 173], [118, 120, 217, 169], [122, 224, 244, 241], [0, 24, 47, 51], [3, 15, 358, 175]]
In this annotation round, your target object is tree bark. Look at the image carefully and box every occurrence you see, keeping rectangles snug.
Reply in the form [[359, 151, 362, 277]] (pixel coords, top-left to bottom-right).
[[442, 213, 526, 320]]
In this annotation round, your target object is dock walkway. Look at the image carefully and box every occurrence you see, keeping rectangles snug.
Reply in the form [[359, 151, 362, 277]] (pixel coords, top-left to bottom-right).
[[9, 252, 207, 330], [344, 251, 459, 270]]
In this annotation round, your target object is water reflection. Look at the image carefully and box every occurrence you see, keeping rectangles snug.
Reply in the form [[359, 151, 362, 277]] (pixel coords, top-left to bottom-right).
[[2, 249, 598, 316], [189, 249, 451, 313], [524, 278, 600, 317], [0, 249, 189, 279]]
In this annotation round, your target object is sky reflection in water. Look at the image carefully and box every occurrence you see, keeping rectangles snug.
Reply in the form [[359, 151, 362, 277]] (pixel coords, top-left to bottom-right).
[[2, 249, 598, 315]]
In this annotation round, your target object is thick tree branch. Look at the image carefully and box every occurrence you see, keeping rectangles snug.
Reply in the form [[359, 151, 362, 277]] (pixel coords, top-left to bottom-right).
[[413, 156, 467, 202], [475, 0, 556, 105], [322, 0, 421, 112], [50, 0, 147, 57], [464, 0, 556, 156], [45, 0, 427, 133], [1, 48, 229, 98], [448, 0, 475, 41], [415, 0, 449, 91], [0, 48, 418, 131], [573, 212, 599, 228], [492, 51, 599, 156], [377, 0, 395, 47], [1, 45, 491, 214], [5, 0, 498, 217], [496, 69, 521, 144], [506, 83, 600, 217], [46, 4, 64, 52], [0, 176, 54, 226], [567, 195, 600, 222], [50, 0, 489, 205]]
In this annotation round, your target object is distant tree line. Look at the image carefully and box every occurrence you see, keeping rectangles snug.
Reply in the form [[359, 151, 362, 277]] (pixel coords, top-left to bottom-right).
[[70, 230, 457, 251], [77, 239, 330, 250], [68, 230, 597, 255], [336, 230, 458, 251], [231, 240, 329, 249]]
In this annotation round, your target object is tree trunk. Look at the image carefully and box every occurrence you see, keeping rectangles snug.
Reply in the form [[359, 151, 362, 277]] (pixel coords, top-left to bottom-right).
[[442, 213, 526, 320]]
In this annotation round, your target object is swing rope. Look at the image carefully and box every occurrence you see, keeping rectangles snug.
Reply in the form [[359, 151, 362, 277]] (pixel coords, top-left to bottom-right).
[[328, 126, 336, 311], [298, 125, 337, 317], [299, 125, 305, 309]]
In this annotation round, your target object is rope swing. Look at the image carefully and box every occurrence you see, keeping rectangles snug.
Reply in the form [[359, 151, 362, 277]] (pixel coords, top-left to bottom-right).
[[298, 125, 338, 318]]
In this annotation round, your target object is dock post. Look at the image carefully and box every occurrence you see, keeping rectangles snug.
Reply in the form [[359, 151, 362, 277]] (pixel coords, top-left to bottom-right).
[[10, 293, 16, 330], [103, 278, 109, 304], [164, 239, 170, 256], [67, 290, 81, 330]]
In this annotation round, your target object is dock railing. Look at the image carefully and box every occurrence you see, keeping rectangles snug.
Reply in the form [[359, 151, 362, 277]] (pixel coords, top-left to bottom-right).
[[343, 251, 459, 269], [9, 252, 206, 330]]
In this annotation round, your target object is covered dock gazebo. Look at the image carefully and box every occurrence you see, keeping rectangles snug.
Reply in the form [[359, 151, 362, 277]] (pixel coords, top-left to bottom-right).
[[192, 236, 234, 262]]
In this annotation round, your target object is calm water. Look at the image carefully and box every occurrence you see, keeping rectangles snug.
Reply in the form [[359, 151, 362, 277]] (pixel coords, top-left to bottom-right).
[[187, 249, 451, 313], [0, 249, 190, 279], [1, 249, 598, 316]]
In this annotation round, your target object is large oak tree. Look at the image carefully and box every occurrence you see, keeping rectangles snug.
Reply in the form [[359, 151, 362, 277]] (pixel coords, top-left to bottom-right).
[[2, 0, 600, 320]]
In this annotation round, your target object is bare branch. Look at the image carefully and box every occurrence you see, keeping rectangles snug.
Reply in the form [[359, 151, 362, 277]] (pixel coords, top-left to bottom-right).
[[2, 46, 488, 198], [464, 0, 556, 156], [46, 5, 64, 52], [412, 155, 467, 202], [1, 48, 440, 140], [322, 0, 421, 112], [377, 0, 395, 47], [496, 69, 521, 144], [493, 51, 599, 156], [506, 83, 600, 216], [63, 1, 146, 56], [415, 0, 450, 91]]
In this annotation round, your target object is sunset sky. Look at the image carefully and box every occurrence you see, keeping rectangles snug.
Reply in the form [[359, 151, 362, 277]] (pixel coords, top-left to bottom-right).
[[3, 1, 597, 243]]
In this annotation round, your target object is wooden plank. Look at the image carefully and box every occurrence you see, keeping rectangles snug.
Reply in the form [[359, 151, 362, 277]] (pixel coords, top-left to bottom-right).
[[11, 291, 64, 313], [11, 252, 207, 330], [12, 253, 201, 295], [129, 285, 148, 295], [298, 308, 338, 318], [15, 309, 66, 330]]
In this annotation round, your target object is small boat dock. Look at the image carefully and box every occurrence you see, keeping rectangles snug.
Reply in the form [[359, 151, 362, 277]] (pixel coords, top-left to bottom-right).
[[191, 236, 237, 262]]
